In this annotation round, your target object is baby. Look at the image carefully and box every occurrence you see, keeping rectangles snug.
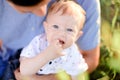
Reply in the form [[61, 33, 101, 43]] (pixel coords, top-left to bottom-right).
[[20, 1, 88, 80]]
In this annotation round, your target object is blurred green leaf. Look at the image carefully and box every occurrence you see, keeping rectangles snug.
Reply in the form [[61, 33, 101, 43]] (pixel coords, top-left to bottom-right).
[[97, 75, 109, 80], [112, 8, 119, 28], [108, 56, 120, 72], [56, 71, 71, 80], [77, 72, 89, 80], [101, 19, 112, 48], [111, 29, 120, 52]]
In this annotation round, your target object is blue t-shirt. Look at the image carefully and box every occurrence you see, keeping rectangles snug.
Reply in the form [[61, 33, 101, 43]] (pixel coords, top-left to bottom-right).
[[0, 0, 100, 77]]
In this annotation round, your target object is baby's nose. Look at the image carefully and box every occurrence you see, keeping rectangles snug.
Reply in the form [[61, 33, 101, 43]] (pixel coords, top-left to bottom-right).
[[59, 32, 66, 37]]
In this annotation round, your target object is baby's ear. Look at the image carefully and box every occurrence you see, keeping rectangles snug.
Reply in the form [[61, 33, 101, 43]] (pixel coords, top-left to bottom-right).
[[43, 21, 48, 28], [76, 31, 83, 41]]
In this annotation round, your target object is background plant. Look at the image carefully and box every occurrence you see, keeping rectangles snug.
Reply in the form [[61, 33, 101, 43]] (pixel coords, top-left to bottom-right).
[[90, 0, 120, 80]]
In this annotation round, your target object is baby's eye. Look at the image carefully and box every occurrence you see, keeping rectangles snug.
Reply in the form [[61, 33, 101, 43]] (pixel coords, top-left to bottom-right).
[[67, 28, 73, 32], [53, 25, 59, 29]]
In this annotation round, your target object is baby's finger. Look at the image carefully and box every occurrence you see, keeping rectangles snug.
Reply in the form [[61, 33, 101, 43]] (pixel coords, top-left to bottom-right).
[[56, 40, 62, 47]]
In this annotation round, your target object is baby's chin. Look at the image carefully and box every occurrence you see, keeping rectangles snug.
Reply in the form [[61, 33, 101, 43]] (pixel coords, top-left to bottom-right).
[[62, 44, 71, 49], [64, 43, 74, 49]]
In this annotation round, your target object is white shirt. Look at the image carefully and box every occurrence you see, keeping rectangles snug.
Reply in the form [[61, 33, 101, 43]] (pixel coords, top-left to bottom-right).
[[20, 34, 88, 76]]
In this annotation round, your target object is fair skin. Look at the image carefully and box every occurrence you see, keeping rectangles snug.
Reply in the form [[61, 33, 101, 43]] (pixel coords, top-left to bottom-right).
[[80, 45, 100, 73], [5, 0, 100, 80], [20, 13, 83, 79], [44, 15, 82, 49]]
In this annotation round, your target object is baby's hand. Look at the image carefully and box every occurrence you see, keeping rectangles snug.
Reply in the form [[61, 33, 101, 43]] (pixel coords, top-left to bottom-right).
[[47, 39, 65, 59]]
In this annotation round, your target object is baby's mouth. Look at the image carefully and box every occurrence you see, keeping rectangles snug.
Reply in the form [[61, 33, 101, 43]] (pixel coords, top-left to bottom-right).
[[59, 40, 65, 45]]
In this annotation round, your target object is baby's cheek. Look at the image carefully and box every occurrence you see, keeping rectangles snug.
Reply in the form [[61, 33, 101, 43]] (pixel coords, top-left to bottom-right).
[[66, 41, 73, 47]]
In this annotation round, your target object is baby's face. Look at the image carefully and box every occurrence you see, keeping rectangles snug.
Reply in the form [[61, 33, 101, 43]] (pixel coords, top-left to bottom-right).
[[44, 14, 82, 49]]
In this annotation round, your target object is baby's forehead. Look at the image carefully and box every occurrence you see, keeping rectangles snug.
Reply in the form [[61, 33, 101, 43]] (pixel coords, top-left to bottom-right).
[[47, 13, 80, 21], [47, 15, 81, 29], [47, 14, 81, 27]]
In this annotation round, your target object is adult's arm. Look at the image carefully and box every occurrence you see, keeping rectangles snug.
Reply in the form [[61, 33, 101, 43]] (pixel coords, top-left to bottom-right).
[[80, 45, 100, 73], [76, 0, 101, 73]]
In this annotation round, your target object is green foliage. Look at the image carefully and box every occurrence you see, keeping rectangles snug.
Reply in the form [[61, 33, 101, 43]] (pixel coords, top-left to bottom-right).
[[90, 0, 120, 80], [90, 46, 120, 80], [56, 71, 71, 80], [56, 71, 89, 80], [100, 0, 120, 28], [77, 72, 89, 80]]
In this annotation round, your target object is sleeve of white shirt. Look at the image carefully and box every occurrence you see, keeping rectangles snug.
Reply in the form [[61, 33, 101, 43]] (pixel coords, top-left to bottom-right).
[[20, 35, 42, 58], [63, 44, 88, 76]]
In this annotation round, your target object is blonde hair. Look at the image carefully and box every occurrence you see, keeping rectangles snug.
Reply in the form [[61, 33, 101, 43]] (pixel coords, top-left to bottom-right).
[[47, 0, 86, 29]]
